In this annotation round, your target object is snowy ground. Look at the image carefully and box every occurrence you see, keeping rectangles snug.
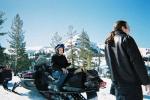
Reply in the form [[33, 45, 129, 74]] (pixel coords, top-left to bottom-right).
[[0, 76, 46, 100], [0, 76, 150, 100], [97, 78, 150, 100]]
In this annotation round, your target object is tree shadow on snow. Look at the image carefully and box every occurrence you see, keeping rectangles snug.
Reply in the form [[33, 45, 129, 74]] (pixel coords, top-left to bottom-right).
[[26, 89, 46, 100]]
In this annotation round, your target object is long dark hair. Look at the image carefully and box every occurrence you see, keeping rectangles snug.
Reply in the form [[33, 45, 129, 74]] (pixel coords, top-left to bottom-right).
[[105, 20, 127, 44]]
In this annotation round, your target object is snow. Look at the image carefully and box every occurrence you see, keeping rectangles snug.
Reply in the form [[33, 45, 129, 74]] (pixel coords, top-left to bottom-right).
[[0, 76, 46, 100], [0, 77, 150, 100], [139, 48, 150, 57], [26, 46, 43, 51], [0, 86, 45, 100], [97, 78, 150, 100], [97, 78, 116, 100]]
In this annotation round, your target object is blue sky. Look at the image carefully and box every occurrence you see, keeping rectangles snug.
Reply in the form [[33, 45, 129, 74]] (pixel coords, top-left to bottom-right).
[[0, 0, 150, 48]]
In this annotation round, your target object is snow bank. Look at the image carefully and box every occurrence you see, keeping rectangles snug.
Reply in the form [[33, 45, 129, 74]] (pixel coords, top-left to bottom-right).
[[0, 77, 150, 100]]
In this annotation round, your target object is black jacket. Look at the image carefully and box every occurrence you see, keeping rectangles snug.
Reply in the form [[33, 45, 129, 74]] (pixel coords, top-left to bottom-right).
[[105, 31, 150, 85], [51, 54, 71, 71]]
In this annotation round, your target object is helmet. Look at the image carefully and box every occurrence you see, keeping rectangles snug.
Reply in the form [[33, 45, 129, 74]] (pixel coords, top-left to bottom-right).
[[55, 44, 65, 53]]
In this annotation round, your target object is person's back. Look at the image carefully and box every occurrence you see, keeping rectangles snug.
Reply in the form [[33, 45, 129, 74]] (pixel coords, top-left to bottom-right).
[[105, 20, 150, 100], [106, 30, 148, 85]]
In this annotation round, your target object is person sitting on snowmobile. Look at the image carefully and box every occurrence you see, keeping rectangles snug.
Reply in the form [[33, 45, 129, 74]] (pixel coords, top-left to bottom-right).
[[51, 44, 71, 91]]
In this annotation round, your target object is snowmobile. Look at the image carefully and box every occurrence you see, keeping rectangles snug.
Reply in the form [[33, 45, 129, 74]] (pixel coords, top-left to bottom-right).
[[34, 63, 104, 100]]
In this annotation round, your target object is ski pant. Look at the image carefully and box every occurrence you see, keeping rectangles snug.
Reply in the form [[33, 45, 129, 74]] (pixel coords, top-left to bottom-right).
[[52, 70, 68, 89], [114, 83, 143, 100]]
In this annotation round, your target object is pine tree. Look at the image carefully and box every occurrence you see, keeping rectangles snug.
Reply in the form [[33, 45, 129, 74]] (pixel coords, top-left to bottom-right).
[[50, 32, 62, 48], [0, 11, 7, 36], [66, 25, 78, 68], [8, 14, 30, 73], [0, 46, 8, 65], [0, 11, 8, 65], [78, 29, 93, 69]]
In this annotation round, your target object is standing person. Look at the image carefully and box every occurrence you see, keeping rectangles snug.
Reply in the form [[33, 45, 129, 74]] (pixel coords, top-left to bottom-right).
[[105, 20, 150, 100], [51, 44, 71, 91]]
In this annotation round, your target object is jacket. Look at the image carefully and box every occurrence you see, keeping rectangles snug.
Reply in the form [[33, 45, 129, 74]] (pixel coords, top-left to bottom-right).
[[105, 30, 150, 85], [51, 54, 71, 71]]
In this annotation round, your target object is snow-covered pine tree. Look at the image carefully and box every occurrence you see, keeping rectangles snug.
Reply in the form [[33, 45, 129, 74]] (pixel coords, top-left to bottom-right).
[[78, 29, 93, 70], [66, 25, 78, 68]]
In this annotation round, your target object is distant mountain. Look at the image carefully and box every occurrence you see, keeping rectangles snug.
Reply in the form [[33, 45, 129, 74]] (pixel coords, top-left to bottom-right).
[[4, 33, 150, 58], [139, 48, 150, 57], [26, 46, 54, 54]]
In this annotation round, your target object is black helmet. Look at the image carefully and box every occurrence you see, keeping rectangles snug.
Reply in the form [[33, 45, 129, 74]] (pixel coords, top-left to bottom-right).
[[55, 44, 65, 53]]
